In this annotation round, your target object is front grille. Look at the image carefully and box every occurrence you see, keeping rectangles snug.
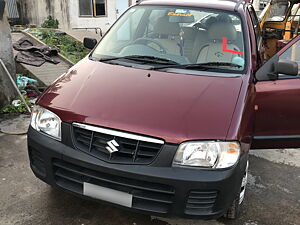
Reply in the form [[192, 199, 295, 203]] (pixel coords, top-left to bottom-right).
[[185, 190, 218, 215], [53, 159, 175, 214], [72, 123, 164, 165]]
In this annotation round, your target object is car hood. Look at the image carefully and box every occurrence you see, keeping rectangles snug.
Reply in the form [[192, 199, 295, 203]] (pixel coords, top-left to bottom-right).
[[38, 59, 243, 144]]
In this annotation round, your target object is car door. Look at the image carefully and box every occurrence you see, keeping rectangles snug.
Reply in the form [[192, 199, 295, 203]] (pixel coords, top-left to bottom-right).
[[252, 35, 300, 149]]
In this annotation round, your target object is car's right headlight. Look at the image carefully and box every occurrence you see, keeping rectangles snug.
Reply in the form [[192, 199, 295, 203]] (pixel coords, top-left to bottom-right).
[[30, 105, 61, 141], [172, 141, 240, 169]]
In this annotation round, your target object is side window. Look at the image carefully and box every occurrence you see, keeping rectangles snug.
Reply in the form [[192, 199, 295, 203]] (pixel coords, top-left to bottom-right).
[[279, 38, 300, 77]]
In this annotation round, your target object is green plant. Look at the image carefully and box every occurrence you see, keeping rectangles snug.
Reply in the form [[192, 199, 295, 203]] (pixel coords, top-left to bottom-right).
[[30, 29, 90, 63], [1, 97, 32, 114], [41, 16, 59, 29]]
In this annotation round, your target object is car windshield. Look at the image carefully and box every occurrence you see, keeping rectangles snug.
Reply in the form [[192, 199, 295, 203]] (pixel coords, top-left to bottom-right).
[[92, 5, 246, 74]]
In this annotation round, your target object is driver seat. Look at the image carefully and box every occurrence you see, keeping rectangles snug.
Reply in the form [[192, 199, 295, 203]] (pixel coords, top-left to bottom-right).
[[151, 16, 180, 55]]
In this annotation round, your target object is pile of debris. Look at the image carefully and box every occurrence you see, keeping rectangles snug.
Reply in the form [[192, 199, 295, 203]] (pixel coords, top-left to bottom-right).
[[0, 73, 45, 114], [0, 61, 45, 114]]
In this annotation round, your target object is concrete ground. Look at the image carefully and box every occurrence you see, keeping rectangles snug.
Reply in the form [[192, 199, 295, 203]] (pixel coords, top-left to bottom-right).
[[0, 117, 299, 225]]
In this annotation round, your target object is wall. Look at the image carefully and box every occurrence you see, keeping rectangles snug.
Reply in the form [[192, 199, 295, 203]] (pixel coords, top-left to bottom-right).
[[17, 0, 120, 32], [253, 0, 270, 13], [68, 0, 117, 33], [0, 2, 16, 108], [253, 0, 260, 12], [18, 0, 71, 29]]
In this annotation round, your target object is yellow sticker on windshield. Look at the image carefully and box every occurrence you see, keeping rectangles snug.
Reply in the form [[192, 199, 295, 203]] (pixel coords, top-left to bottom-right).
[[168, 12, 192, 17], [168, 9, 192, 17]]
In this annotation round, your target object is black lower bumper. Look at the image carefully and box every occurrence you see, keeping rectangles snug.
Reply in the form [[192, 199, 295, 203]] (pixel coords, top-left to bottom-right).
[[27, 127, 248, 219]]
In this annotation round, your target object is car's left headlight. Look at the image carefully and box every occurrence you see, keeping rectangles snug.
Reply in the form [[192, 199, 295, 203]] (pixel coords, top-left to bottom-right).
[[173, 141, 240, 169], [30, 105, 61, 141]]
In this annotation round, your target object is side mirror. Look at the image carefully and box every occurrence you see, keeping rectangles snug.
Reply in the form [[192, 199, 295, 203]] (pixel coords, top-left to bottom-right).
[[256, 55, 299, 81], [83, 38, 97, 50], [277, 60, 298, 76]]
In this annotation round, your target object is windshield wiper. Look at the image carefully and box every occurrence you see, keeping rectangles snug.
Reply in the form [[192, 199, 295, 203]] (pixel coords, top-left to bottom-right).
[[152, 62, 242, 70], [97, 55, 179, 65]]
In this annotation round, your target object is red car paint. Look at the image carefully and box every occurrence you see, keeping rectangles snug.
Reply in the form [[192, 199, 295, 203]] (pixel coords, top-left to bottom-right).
[[28, 0, 300, 219], [38, 60, 243, 144], [36, 1, 300, 152], [253, 35, 300, 148]]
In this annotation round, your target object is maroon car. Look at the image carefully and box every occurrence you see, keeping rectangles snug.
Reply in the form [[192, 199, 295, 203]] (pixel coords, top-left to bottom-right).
[[28, 0, 300, 220]]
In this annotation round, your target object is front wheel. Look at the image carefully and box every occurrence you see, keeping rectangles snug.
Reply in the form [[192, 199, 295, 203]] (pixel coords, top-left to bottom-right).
[[224, 161, 249, 219]]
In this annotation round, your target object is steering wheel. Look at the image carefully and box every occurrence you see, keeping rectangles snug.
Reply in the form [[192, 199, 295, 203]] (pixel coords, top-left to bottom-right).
[[133, 38, 167, 54]]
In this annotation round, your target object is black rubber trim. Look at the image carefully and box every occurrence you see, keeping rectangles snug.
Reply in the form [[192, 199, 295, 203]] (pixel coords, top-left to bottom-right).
[[253, 135, 300, 140], [27, 127, 248, 219]]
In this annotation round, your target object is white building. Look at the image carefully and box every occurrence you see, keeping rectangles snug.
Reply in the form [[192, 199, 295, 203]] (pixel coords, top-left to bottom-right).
[[253, 0, 270, 12], [17, 0, 134, 33]]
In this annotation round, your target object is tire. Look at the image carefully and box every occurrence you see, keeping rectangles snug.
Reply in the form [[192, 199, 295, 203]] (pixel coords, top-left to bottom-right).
[[224, 161, 249, 219]]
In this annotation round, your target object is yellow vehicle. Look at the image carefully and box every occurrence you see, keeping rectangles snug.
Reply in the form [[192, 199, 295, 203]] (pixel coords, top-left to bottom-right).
[[259, 0, 300, 59]]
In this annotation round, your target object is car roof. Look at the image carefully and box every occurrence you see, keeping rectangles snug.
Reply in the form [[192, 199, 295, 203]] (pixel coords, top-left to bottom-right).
[[138, 0, 247, 12]]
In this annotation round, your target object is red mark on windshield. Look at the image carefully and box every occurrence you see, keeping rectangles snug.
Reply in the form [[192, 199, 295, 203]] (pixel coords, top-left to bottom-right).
[[222, 37, 244, 55]]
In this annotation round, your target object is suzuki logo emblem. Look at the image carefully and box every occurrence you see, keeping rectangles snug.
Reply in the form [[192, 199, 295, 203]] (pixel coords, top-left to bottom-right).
[[105, 140, 119, 154]]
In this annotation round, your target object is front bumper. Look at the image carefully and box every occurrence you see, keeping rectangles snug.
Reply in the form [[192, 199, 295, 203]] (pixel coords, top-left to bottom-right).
[[27, 125, 248, 219]]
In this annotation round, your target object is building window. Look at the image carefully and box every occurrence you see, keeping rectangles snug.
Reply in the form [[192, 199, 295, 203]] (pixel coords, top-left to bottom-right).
[[259, 0, 269, 10], [79, 0, 106, 17]]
